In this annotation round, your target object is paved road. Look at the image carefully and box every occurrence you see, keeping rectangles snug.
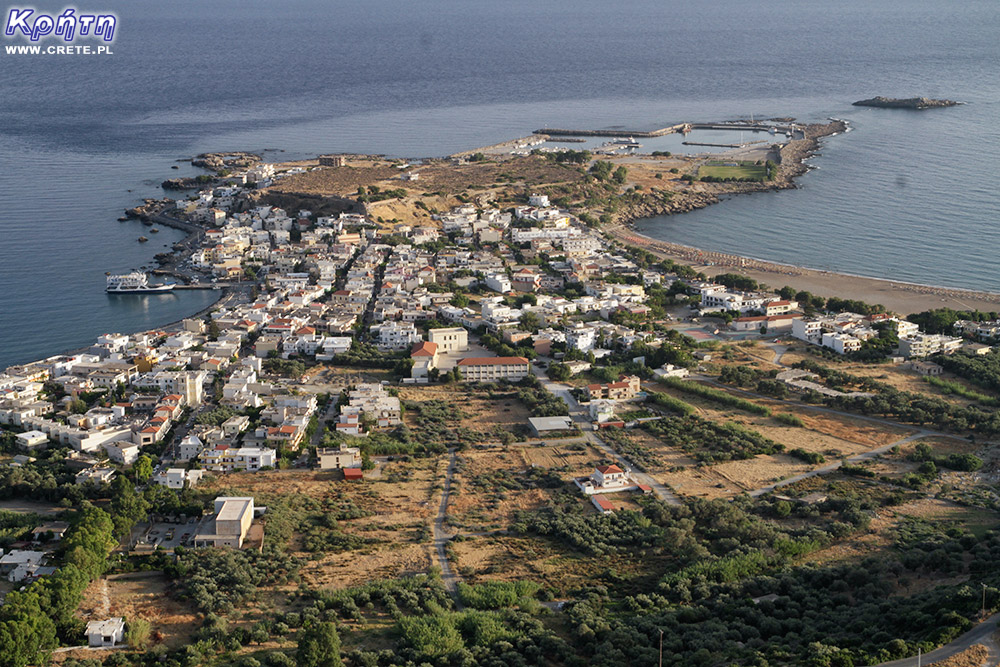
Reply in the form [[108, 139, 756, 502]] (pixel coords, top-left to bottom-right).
[[532, 363, 680, 506], [873, 613, 1000, 666], [432, 447, 463, 607]]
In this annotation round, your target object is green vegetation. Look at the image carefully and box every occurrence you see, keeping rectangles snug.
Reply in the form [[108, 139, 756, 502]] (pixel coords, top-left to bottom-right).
[[657, 376, 772, 416], [934, 350, 1000, 395], [908, 442, 983, 472], [698, 162, 767, 182], [907, 307, 998, 335], [925, 375, 1000, 406], [643, 415, 783, 464], [774, 412, 805, 427], [647, 391, 696, 416], [788, 447, 825, 464], [168, 546, 303, 614]]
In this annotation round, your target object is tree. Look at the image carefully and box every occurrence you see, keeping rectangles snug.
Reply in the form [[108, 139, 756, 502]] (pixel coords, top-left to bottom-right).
[[67, 398, 87, 414], [520, 312, 541, 332], [110, 476, 150, 539], [296, 620, 341, 667], [450, 293, 470, 308], [126, 617, 151, 649], [613, 165, 628, 184], [133, 455, 153, 484], [548, 363, 572, 381]]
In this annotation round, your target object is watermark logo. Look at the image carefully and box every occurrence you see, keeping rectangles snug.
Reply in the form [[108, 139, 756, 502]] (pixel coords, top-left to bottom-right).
[[5, 7, 116, 42]]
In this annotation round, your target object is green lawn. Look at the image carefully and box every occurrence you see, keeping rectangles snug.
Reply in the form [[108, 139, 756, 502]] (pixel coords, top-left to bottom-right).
[[698, 163, 767, 180]]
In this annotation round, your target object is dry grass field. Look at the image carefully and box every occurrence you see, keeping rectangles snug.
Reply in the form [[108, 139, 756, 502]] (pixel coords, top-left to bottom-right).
[[198, 464, 443, 589], [450, 534, 617, 595], [77, 575, 199, 649], [449, 443, 604, 531], [396, 385, 531, 436]]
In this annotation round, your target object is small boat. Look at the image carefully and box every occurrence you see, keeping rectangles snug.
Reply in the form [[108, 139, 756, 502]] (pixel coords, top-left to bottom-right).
[[117, 216, 128, 222], [141, 220, 153, 226], [137, 236, 148, 243], [150, 228, 159, 233]]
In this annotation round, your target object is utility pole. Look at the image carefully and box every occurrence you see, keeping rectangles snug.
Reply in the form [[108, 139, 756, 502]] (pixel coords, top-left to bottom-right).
[[658, 628, 663, 667], [983, 582, 988, 619], [917, 647, 921, 667]]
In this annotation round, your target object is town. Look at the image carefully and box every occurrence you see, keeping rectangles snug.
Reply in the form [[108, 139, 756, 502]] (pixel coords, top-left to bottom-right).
[[2, 150, 1000, 666]]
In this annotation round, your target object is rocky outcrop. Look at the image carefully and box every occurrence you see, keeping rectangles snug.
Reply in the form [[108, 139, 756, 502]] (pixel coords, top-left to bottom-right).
[[161, 177, 207, 190], [192, 151, 261, 172], [853, 96, 959, 110], [125, 198, 172, 220]]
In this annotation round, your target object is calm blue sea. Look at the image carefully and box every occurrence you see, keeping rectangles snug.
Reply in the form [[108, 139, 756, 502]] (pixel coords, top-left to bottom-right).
[[1, 0, 998, 369]]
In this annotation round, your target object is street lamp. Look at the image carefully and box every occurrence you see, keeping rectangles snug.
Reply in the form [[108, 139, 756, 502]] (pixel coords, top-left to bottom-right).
[[659, 628, 663, 667], [982, 582, 988, 619]]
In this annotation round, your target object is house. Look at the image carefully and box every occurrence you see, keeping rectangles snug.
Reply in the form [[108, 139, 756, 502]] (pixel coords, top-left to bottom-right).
[[317, 446, 361, 470], [574, 464, 637, 495], [343, 468, 364, 481], [528, 416, 575, 436], [15, 430, 48, 450], [153, 468, 204, 489], [586, 376, 641, 401], [456, 357, 531, 382], [103, 441, 140, 465], [86, 618, 125, 647], [0, 550, 45, 578], [193, 497, 255, 549], [75, 466, 116, 485], [410, 341, 439, 380], [178, 434, 205, 461], [591, 495, 615, 515], [32, 521, 70, 542]]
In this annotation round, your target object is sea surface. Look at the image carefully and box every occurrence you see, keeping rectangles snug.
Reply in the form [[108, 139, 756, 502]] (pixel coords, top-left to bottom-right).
[[1, 0, 998, 369]]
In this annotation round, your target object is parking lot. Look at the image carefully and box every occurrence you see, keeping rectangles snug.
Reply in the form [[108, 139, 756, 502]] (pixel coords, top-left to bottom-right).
[[133, 519, 199, 551]]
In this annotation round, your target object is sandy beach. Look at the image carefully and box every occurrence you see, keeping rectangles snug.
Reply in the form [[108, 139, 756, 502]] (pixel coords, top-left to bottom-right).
[[607, 224, 1000, 316]]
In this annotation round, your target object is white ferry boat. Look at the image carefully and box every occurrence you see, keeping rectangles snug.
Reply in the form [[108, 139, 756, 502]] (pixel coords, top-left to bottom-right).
[[106, 272, 175, 294]]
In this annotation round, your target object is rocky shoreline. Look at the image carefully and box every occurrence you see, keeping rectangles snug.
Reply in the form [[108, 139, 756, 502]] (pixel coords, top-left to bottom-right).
[[609, 119, 846, 225]]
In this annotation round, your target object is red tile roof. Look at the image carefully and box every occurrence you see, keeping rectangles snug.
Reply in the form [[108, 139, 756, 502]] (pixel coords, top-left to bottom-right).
[[592, 495, 615, 511], [411, 341, 438, 357], [596, 465, 623, 475], [343, 468, 363, 480]]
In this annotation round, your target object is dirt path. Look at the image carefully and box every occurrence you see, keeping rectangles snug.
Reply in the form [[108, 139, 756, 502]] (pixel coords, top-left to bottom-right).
[[749, 430, 934, 497], [432, 448, 463, 608]]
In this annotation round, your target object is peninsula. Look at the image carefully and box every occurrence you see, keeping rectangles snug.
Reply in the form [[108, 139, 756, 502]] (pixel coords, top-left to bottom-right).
[[5, 116, 1000, 667]]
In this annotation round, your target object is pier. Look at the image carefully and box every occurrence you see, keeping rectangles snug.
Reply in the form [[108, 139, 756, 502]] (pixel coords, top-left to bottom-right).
[[682, 139, 769, 148]]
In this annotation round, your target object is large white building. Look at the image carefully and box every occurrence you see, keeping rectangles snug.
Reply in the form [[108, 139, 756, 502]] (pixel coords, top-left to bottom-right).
[[456, 357, 531, 382], [428, 327, 468, 354], [899, 334, 963, 358], [193, 497, 255, 549], [371, 321, 422, 350]]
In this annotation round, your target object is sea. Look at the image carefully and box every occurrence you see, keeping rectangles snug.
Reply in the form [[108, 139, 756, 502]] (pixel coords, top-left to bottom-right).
[[1, 0, 998, 370]]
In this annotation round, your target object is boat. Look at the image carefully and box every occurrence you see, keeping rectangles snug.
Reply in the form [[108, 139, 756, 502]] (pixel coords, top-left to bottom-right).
[[106, 272, 175, 294], [150, 227, 159, 233], [137, 236, 148, 242]]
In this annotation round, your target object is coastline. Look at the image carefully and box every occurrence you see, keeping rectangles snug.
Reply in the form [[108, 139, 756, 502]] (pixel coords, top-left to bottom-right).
[[602, 118, 1000, 316], [606, 224, 1000, 316]]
